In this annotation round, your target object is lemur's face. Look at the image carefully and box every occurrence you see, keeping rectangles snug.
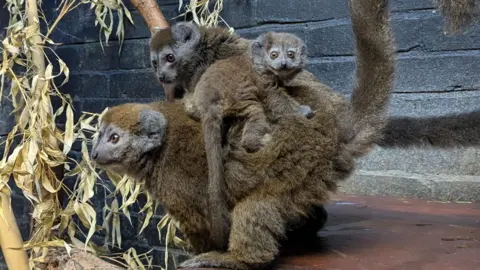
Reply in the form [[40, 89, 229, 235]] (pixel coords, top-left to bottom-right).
[[91, 108, 167, 176]]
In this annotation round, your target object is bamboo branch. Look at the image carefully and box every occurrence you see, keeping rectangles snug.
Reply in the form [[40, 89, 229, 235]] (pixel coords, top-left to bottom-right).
[[130, 0, 169, 31], [0, 188, 29, 270], [26, 0, 46, 82], [26, 0, 65, 261]]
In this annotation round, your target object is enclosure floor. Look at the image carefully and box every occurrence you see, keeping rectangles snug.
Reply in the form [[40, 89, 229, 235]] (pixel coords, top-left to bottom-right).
[[184, 193, 480, 270]]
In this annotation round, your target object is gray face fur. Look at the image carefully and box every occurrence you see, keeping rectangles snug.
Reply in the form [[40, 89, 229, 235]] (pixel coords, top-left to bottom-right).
[[150, 22, 201, 85], [90, 109, 168, 175], [252, 32, 307, 78]]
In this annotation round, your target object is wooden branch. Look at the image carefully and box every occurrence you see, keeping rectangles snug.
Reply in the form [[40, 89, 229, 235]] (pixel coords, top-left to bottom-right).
[[26, 0, 46, 79], [130, 0, 169, 31], [0, 188, 29, 270]]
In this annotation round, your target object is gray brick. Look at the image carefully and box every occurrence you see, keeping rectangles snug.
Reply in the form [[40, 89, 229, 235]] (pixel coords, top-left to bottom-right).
[[51, 14, 101, 44], [307, 51, 480, 94], [255, 0, 349, 23], [221, 0, 256, 28], [123, 5, 186, 38], [59, 74, 110, 98], [420, 14, 480, 51], [395, 52, 480, 92], [359, 147, 480, 176], [305, 13, 424, 57], [109, 71, 164, 99], [119, 39, 151, 69], [0, 87, 14, 135], [83, 43, 124, 71], [0, 5, 10, 34], [62, 2, 95, 20], [53, 76, 108, 123], [78, 98, 155, 115], [358, 91, 480, 180], [236, 24, 307, 40], [55, 46, 85, 71], [307, 57, 355, 94], [10, 193, 31, 240], [341, 170, 434, 200], [52, 5, 182, 45], [434, 180, 480, 202], [391, 14, 426, 52], [55, 39, 150, 72], [346, 170, 480, 202], [306, 20, 355, 57], [390, 0, 434, 11], [388, 91, 480, 117], [0, 136, 5, 158], [50, 96, 82, 124], [302, 11, 480, 58]]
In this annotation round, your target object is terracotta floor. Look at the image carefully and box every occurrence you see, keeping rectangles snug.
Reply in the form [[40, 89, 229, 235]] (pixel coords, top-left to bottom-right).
[[186, 193, 480, 270]]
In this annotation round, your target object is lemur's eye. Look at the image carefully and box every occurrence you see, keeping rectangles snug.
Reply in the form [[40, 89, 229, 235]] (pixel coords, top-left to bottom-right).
[[270, 51, 278, 59], [152, 60, 158, 68], [166, 54, 175, 63], [109, 134, 120, 144], [287, 51, 295, 58]]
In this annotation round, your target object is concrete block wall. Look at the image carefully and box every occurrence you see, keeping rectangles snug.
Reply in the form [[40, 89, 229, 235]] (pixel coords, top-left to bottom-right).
[[1, 0, 480, 268]]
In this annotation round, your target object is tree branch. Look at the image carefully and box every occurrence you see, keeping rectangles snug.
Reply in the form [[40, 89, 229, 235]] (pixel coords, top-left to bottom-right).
[[130, 0, 169, 31], [0, 188, 29, 270]]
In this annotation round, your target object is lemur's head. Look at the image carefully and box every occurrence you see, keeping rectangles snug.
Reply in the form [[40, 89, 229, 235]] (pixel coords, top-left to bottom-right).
[[91, 103, 167, 176]]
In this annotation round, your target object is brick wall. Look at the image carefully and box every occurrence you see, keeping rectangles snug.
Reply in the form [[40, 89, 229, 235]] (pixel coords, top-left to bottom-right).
[[1, 0, 480, 268]]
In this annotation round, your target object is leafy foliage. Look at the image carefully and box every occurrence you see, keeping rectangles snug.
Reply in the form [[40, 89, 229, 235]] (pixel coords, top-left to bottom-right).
[[0, 0, 224, 269]]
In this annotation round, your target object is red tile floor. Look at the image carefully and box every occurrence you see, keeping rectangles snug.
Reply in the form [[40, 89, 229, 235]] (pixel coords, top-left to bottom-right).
[[183, 193, 480, 270]]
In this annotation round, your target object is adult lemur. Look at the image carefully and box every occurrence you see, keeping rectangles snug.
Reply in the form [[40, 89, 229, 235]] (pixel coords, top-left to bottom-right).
[[149, 0, 394, 253], [90, 0, 395, 268]]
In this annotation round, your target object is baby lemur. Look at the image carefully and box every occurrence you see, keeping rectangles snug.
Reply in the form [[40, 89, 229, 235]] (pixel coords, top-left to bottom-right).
[[250, 31, 314, 120], [93, 0, 395, 268], [151, 24, 315, 249], [251, 32, 307, 82]]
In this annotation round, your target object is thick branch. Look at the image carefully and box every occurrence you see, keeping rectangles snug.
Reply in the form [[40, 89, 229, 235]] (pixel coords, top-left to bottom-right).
[[0, 188, 29, 270], [130, 0, 169, 31], [26, 0, 46, 79]]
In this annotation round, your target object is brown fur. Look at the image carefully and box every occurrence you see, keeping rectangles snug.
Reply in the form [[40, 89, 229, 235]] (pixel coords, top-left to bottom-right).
[[434, 0, 479, 34], [96, 101, 340, 268], [251, 32, 314, 121], [171, 32, 314, 249], [190, 55, 271, 251], [96, 0, 396, 268], [189, 53, 315, 251]]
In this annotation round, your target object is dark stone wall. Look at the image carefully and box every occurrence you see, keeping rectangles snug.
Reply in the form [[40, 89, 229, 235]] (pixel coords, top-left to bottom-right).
[[1, 0, 480, 268], [45, 0, 480, 118]]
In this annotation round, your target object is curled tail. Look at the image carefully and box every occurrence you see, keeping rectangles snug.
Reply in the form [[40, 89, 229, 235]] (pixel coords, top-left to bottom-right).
[[345, 0, 396, 157], [377, 110, 480, 148]]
